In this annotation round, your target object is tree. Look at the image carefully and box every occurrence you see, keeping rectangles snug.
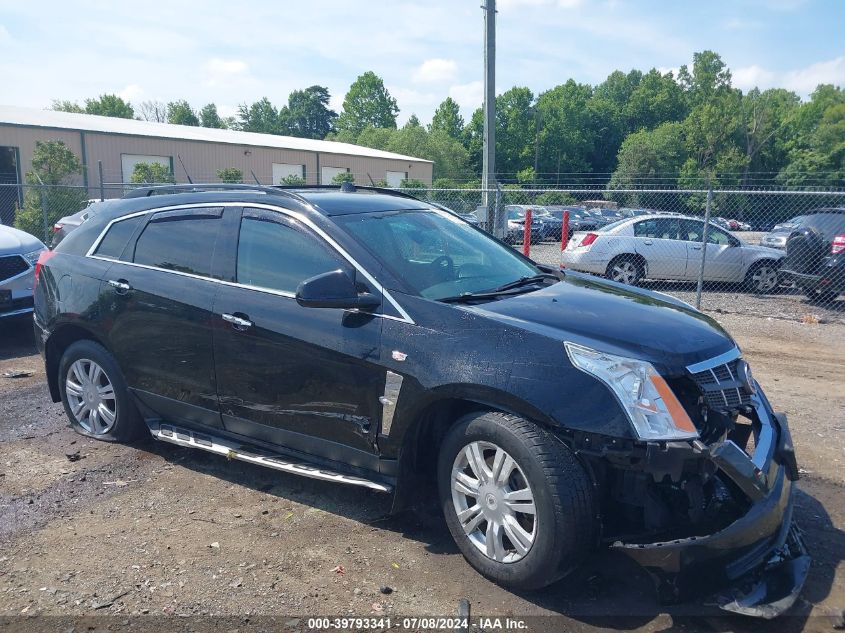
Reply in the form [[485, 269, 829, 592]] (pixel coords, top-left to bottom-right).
[[624, 69, 688, 132], [279, 86, 337, 139], [138, 101, 167, 122], [739, 88, 800, 187], [355, 126, 395, 150], [167, 100, 199, 126], [51, 100, 84, 113], [84, 94, 134, 118], [404, 114, 422, 128], [535, 191, 577, 205], [130, 162, 175, 184], [236, 97, 281, 134], [430, 97, 464, 140], [535, 81, 595, 181], [609, 122, 687, 187], [217, 167, 243, 183], [678, 50, 732, 108], [336, 71, 399, 136], [399, 178, 426, 189], [199, 103, 227, 129], [14, 140, 86, 240], [331, 171, 355, 184]]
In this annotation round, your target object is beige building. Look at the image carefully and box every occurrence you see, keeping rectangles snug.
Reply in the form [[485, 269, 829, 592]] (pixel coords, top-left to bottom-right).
[[0, 105, 432, 224]]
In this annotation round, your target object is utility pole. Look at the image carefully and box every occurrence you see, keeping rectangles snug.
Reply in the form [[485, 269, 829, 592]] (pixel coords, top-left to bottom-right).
[[482, 0, 496, 228]]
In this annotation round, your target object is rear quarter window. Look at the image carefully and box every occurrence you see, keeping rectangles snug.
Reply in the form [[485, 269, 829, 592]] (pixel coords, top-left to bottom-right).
[[93, 215, 144, 260]]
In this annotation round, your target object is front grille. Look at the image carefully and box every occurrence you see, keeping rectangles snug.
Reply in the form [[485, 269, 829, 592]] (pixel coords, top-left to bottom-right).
[[0, 255, 29, 283], [689, 358, 752, 411]]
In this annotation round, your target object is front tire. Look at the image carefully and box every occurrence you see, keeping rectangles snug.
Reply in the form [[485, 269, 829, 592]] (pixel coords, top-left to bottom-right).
[[745, 261, 780, 294], [58, 340, 145, 442], [437, 412, 596, 591]]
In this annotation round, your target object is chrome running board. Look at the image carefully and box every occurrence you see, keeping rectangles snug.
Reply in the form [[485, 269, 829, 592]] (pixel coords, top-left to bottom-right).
[[147, 422, 392, 493]]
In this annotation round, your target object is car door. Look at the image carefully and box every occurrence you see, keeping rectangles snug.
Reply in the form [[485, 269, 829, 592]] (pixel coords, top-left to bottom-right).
[[679, 219, 745, 281], [212, 207, 385, 469], [632, 217, 684, 279], [98, 206, 227, 429]]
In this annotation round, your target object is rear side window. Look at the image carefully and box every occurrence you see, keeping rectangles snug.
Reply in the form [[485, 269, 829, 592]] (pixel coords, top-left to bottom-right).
[[133, 209, 223, 278], [93, 215, 143, 259], [634, 218, 678, 239], [237, 215, 343, 294], [802, 213, 845, 241]]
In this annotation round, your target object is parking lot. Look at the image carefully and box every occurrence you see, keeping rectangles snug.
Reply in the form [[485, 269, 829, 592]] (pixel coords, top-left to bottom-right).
[[1, 303, 843, 631]]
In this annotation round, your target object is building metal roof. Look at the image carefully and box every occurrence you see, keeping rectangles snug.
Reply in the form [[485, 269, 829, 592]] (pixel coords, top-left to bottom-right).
[[0, 105, 432, 163]]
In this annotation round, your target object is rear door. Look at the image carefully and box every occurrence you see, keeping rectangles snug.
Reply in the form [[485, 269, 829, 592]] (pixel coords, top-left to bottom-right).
[[632, 217, 684, 279], [211, 207, 386, 469], [99, 206, 227, 429]]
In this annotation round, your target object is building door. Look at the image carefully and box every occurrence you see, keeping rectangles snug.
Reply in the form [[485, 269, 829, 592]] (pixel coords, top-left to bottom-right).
[[320, 166, 349, 184], [0, 147, 21, 226]]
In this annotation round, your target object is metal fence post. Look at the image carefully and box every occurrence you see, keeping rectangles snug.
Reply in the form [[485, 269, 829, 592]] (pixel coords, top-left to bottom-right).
[[39, 185, 51, 244], [98, 160, 105, 201], [694, 187, 713, 310]]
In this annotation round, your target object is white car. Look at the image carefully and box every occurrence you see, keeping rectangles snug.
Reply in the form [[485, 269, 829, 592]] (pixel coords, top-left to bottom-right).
[[561, 215, 784, 293], [0, 224, 47, 319]]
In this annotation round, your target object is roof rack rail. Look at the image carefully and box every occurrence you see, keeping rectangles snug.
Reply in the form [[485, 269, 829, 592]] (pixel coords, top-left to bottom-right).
[[272, 183, 425, 202], [122, 183, 294, 199]]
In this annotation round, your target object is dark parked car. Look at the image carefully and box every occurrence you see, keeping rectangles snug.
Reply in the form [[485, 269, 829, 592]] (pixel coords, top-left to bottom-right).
[[781, 208, 845, 303], [51, 199, 118, 248], [546, 206, 603, 236], [760, 216, 807, 250], [504, 205, 543, 244], [34, 184, 807, 616]]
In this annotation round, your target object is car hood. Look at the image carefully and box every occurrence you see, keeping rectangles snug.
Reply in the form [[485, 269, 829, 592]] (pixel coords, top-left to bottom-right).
[[0, 226, 45, 256], [468, 273, 736, 372], [738, 243, 786, 258]]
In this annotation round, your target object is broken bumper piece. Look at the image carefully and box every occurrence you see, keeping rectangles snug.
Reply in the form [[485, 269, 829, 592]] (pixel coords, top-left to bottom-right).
[[612, 405, 810, 619]]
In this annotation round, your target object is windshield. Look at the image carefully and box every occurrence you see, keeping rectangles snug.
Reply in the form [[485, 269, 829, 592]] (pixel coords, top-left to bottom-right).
[[337, 209, 542, 301]]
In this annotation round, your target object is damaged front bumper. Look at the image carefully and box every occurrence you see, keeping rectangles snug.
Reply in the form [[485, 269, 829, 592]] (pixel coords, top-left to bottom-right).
[[610, 392, 810, 619]]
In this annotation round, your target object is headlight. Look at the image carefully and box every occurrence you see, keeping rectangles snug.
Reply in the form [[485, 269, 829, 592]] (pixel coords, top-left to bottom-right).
[[22, 248, 46, 267], [564, 342, 698, 441]]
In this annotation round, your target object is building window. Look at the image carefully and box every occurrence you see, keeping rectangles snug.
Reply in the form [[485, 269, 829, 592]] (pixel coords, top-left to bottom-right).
[[272, 163, 305, 184]]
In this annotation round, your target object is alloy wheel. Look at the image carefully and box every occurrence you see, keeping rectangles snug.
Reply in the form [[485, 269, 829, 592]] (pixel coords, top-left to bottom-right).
[[610, 261, 638, 285], [450, 441, 537, 563], [65, 358, 118, 435], [752, 265, 778, 293]]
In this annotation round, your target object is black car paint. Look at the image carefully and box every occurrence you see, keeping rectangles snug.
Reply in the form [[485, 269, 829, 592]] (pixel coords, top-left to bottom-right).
[[34, 186, 806, 615]]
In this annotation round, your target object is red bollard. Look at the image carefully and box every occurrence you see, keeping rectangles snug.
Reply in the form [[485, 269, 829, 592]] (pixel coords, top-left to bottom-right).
[[523, 208, 532, 256], [561, 210, 570, 251]]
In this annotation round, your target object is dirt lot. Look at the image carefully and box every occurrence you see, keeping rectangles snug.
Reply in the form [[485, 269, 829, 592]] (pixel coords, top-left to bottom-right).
[[0, 309, 843, 632]]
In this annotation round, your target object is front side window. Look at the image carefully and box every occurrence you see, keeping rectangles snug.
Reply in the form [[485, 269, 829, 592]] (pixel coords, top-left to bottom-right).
[[237, 214, 343, 294], [337, 209, 540, 300], [133, 209, 222, 277]]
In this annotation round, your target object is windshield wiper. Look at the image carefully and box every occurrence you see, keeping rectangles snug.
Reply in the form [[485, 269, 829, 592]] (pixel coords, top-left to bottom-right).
[[438, 274, 559, 304]]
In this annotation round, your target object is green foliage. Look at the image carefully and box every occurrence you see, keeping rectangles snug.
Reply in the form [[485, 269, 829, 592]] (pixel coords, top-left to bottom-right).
[[516, 166, 536, 184], [51, 100, 84, 113], [280, 174, 306, 185], [430, 97, 464, 140], [130, 162, 175, 184], [236, 97, 282, 134], [331, 171, 355, 184], [372, 178, 390, 187], [535, 191, 577, 205], [609, 122, 687, 187], [279, 85, 337, 139], [199, 103, 226, 128], [336, 71, 399, 136], [167, 100, 199, 126], [217, 167, 243, 183], [14, 140, 86, 240], [536, 81, 595, 178], [84, 94, 134, 118], [399, 179, 426, 189]]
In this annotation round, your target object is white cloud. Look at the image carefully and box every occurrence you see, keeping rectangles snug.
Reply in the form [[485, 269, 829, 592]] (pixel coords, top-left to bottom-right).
[[733, 56, 845, 96], [413, 58, 458, 84], [0, 24, 11, 44], [118, 84, 144, 102], [449, 81, 484, 111], [204, 58, 249, 75]]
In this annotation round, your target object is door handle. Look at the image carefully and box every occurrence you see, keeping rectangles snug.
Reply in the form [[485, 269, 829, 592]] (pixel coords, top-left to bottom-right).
[[643, 240, 653, 245], [691, 245, 702, 251], [107, 279, 132, 294], [222, 313, 253, 330]]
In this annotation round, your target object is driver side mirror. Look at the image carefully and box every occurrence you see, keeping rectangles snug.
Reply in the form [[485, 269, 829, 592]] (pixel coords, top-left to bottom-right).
[[296, 270, 381, 311]]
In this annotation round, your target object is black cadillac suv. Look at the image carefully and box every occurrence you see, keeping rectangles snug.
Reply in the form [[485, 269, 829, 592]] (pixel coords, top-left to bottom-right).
[[781, 208, 845, 304], [33, 184, 807, 616]]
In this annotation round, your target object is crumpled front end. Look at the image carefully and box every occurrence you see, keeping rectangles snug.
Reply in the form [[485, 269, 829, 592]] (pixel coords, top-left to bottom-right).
[[578, 349, 810, 618]]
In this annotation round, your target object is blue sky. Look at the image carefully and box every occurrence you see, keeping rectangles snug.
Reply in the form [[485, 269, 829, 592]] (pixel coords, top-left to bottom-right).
[[0, 0, 843, 125]]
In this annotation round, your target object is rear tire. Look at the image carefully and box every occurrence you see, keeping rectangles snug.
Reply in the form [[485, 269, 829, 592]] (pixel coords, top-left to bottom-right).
[[804, 288, 839, 305], [437, 411, 596, 591], [58, 340, 145, 442], [745, 261, 780, 294], [606, 256, 643, 286]]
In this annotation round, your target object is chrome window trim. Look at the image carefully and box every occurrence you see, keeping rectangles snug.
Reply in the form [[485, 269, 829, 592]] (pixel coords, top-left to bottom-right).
[[685, 346, 741, 374], [84, 201, 415, 324]]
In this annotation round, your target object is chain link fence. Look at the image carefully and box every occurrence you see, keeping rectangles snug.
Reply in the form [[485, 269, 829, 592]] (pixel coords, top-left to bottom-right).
[[2, 182, 844, 322]]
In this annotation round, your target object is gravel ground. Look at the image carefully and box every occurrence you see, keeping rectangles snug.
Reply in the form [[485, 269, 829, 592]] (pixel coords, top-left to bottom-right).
[[0, 313, 843, 632]]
